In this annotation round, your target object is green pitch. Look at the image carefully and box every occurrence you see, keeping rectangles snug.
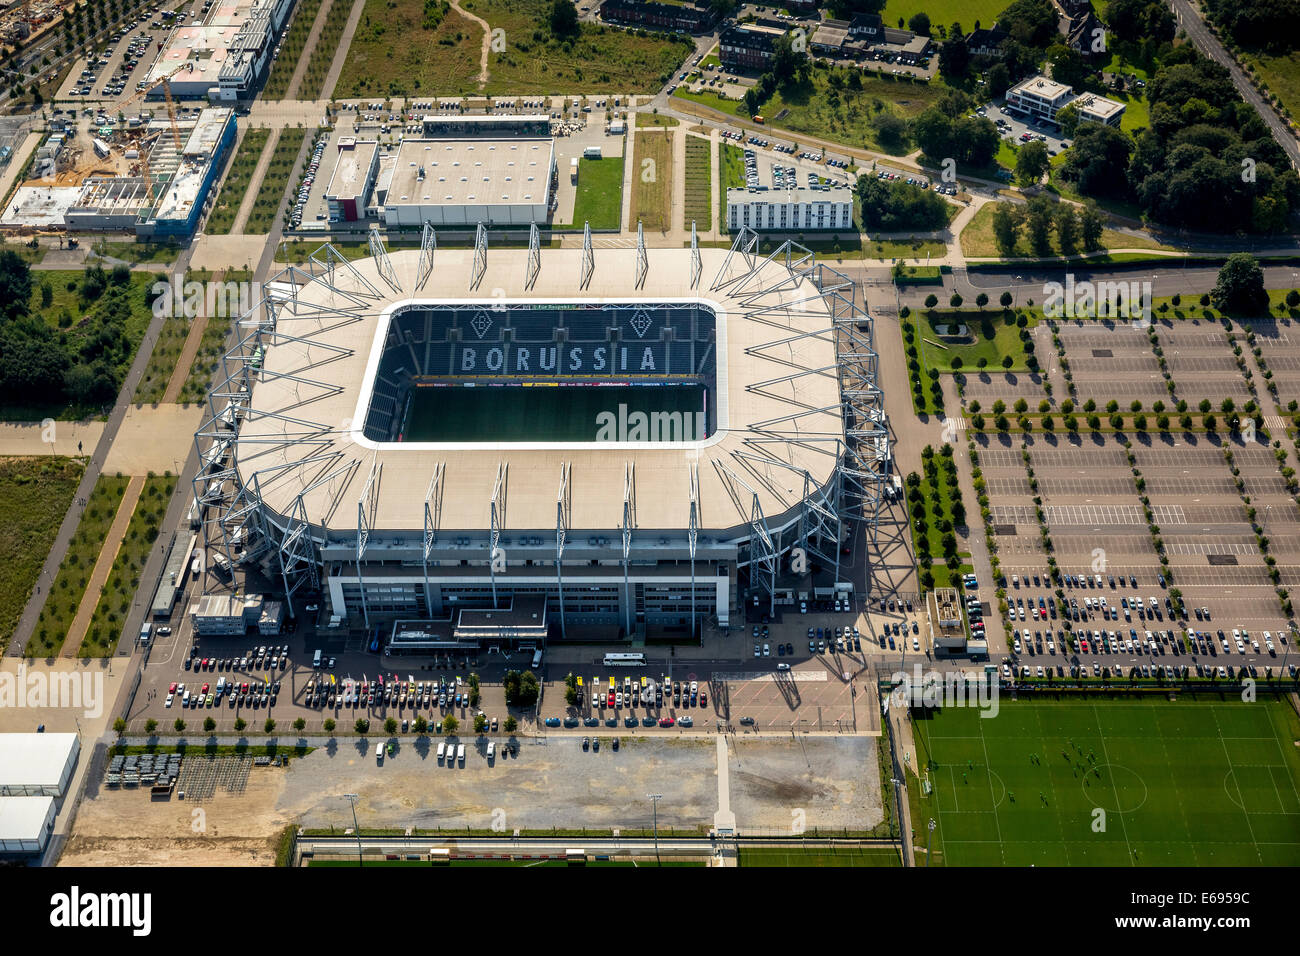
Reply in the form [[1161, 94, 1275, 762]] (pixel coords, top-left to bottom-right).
[[738, 846, 902, 867], [911, 697, 1300, 866], [402, 385, 706, 443]]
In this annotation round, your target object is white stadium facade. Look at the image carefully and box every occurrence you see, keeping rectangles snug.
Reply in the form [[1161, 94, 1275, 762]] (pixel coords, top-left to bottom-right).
[[193, 226, 889, 647]]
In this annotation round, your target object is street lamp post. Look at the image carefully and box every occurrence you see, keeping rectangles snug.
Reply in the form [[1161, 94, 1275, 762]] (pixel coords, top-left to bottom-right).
[[343, 793, 362, 867], [647, 793, 662, 866]]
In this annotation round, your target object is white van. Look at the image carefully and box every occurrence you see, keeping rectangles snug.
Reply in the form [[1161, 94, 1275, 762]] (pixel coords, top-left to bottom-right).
[[313, 649, 322, 668], [376, 743, 384, 763], [456, 743, 466, 766], [436, 741, 446, 763], [487, 741, 495, 760]]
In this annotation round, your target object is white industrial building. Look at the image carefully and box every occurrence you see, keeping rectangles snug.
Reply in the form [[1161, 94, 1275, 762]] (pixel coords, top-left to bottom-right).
[[0, 796, 56, 854], [726, 185, 854, 232], [378, 138, 556, 228], [0, 733, 80, 797], [1006, 74, 1126, 128], [145, 0, 294, 100], [325, 138, 380, 222]]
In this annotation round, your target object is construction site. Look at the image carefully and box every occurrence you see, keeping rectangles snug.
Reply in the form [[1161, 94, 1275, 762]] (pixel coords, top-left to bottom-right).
[[0, 0, 63, 48], [2, 76, 235, 235]]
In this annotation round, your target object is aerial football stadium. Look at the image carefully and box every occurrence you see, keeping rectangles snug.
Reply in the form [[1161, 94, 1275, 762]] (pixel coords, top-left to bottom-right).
[[193, 225, 889, 648]]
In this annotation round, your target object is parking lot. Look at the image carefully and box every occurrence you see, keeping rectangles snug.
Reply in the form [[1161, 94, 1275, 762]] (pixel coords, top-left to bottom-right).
[[977, 426, 1297, 682], [980, 101, 1070, 155]]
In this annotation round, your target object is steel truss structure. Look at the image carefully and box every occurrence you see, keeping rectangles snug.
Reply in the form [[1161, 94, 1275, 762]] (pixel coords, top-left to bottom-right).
[[706, 228, 889, 616], [192, 229, 887, 624]]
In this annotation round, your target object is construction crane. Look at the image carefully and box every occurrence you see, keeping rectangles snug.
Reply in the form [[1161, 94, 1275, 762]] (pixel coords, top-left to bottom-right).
[[116, 66, 189, 150]]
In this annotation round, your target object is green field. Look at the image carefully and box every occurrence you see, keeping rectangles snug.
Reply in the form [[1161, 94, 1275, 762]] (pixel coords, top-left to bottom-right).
[[683, 135, 711, 232], [916, 308, 1037, 372], [30, 473, 129, 657], [246, 128, 308, 234], [0, 458, 84, 651], [337, 0, 689, 98], [1246, 50, 1300, 127], [880, 0, 1007, 34], [567, 156, 625, 231], [404, 384, 707, 443], [79, 474, 177, 658], [737, 845, 902, 867], [677, 71, 939, 155], [206, 128, 271, 236], [632, 130, 673, 233], [911, 697, 1300, 866], [262, 0, 325, 99]]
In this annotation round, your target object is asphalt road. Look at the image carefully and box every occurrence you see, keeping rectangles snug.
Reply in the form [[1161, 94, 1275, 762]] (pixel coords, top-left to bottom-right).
[[1170, 0, 1300, 172]]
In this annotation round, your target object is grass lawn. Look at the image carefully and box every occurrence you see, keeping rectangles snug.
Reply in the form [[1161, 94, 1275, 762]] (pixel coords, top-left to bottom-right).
[[737, 846, 901, 867], [1151, 289, 1300, 323], [134, 311, 190, 405], [338, 0, 690, 97], [677, 71, 940, 155], [918, 308, 1037, 372], [632, 131, 673, 233], [302, 0, 355, 100], [910, 696, 1300, 866], [638, 112, 679, 128], [246, 128, 308, 234], [717, 140, 745, 233], [206, 128, 271, 236], [0, 458, 84, 650], [29, 473, 129, 658], [683, 135, 711, 232], [566, 156, 625, 231], [176, 269, 252, 404], [880, 0, 1006, 33], [262, 0, 325, 99], [960, 201, 1174, 259], [91, 239, 182, 265], [1245, 49, 1300, 127], [80, 473, 177, 658]]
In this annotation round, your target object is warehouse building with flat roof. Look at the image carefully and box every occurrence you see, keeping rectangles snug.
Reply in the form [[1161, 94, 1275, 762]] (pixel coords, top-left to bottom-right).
[[0, 796, 56, 855], [326, 138, 380, 222], [379, 138, 556, 228], [0, 733, 80, 798]]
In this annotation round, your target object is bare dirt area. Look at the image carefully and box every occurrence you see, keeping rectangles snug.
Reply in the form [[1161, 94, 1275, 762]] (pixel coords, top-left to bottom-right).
[[727, 736, 882, 831], [59, 767, 291, 868], [59, 734, 884, 863]]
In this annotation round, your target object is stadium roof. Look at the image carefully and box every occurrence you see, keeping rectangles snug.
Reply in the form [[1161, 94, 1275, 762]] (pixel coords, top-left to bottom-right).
[[233, 244, 846, 537]]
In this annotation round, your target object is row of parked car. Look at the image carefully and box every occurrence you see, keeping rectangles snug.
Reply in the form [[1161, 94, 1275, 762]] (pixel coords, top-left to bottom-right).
[[167, 677, 280, 709], [549, 714, 694, 729], [289, 139, 327, 228], [185, 643, 289, 672]]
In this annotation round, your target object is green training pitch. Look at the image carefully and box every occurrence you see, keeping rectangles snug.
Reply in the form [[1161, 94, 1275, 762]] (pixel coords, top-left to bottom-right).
[[911, 697, 1300, 866], [737, 846, 902, 867], [401, 385, 707, 443]]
